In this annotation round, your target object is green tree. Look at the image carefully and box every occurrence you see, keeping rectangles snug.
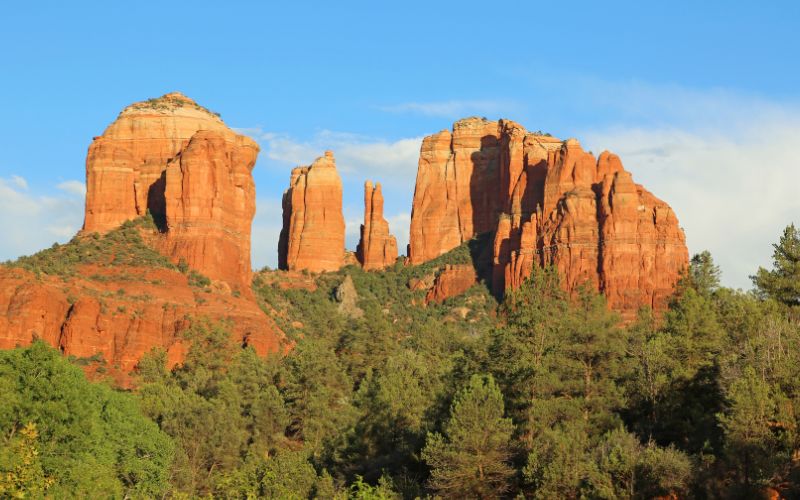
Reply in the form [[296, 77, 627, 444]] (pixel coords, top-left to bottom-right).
[[0, 341, 173, 498], [0, 423, 53, 497], [138, 320, 290, 496], [422, 374, 514, 499], [717, 367, 794, 495], [690, 250, 722, 296], [489, 266, 569, 442], [752, 223, 800, 307]]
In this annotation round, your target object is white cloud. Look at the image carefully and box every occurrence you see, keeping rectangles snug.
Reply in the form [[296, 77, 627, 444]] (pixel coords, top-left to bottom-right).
[[377, 100, 515, 118], [581, 104, 800, 290], [244, 128, 423, 186], [10, 175, 27, 190], [0, 177, 84, 261], [251, 197, 284, 271], [387, 212, 411, 254], [57, 180, 86, 196]]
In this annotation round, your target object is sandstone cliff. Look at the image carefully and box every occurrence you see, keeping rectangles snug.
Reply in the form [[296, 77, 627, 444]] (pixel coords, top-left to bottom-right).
[[278, 151, 346, 273], [0, 93, 285, 379], [0, 261, 283, 385], [409, 118, 687, 316], [84, 92, 257, 288], [356, 181, 398, 270]]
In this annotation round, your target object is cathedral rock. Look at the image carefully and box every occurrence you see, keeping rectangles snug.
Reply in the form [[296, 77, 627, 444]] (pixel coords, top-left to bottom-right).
[[278, 151, 346, 273], [83, 92, 258, 289], [0, 93, 284, 378], [408, 117, 688, 316], [356, 181, 398, 270]]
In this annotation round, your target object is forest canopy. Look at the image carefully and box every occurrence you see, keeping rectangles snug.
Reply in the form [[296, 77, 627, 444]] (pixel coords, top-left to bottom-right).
[[2, 224, 800, 498]]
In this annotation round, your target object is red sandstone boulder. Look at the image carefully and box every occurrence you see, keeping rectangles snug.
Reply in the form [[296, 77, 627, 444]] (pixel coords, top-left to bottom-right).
[[83, 92, 258, 289], [425, 265, 478, 304], [357, 181, 398, 270], [278, 151, 346, 273]]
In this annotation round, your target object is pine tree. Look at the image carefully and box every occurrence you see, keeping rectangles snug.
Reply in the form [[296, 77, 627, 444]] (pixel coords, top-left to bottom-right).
[[422, 374, 515, 499], [690, 250, 721, 296], [753, 224, 800, 307]]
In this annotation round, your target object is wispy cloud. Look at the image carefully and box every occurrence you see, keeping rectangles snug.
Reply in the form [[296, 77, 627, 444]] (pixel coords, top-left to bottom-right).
[[57, 180, 86, 196], [0, 176, 84, 261], [241, 128, 423, 185], [251, 197, 284, 271], [377, 99, 516, 118], [10, 175, 27, 190], [579, 87, 800, 290]]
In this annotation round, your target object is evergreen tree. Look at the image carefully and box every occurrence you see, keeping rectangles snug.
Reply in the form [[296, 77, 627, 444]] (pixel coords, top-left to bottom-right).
[[690, 250, 722, 296], [752, 223, 800, 307], [422, 374, 514, 499], [717, 367, 794, 495]]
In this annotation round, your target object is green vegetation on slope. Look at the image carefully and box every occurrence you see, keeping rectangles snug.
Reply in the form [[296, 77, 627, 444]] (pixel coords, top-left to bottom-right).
[[3, 224, 800, 498], [0, 341, 173, 498], [3, 214, 175, 278]]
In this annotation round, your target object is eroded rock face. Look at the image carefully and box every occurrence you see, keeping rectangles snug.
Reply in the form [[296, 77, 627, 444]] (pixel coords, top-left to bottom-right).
[[0, 265, 284, 385], [409, 118, 688, 316], [83, 92, 257, 288], [278, 151, 346, 273], [157, 130, 258, 288], [425, 265, 478, 304], [357, 181, 398, 270]]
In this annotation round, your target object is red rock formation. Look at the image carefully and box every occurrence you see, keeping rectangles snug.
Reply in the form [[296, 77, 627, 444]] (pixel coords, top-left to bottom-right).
[[409, 118, 501, 264], [157, 130, 258, 288], [409, 118, 562, 264], [409, 118, 687, 316], [357, 181, 398, 270], [0, 264, 284, 385], [83, 92, 257, 288], [425, 265, 478, 304], [278, 151, 346, 273]]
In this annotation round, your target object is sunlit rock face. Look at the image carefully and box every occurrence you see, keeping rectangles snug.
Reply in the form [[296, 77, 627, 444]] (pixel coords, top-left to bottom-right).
[[278, 151, 346, 273], [83, 92, 258, 289], [408, 118, 688, 317], [357, 180, 398, 270]]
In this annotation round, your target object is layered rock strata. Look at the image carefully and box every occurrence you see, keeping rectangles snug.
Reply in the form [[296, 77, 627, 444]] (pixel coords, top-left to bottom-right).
[[0, 265, 283, 385], [83, 92, 258, 288], [278, 151, 346, 273], [356, 181, 398, 270], [409, 117, 688, 315]]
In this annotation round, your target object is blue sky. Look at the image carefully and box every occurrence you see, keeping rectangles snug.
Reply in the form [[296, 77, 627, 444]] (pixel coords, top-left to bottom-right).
[[1, 1, 798, 289]]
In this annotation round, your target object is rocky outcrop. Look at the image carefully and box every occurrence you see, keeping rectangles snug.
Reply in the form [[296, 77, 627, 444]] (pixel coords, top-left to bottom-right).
[[357, 181, 398, 270], [409, 118, 688, 316], [83, 92, 258, 288], [425, 265, 478, 304], [0, 264, 284, 385], [278, 151, 346, 273], [335, 275, 364, 318], [408, 118, 563, 264], [157, 130, 258, 289]]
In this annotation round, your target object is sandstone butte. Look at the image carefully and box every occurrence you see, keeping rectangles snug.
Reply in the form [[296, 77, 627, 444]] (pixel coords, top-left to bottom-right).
[[84, 92, 257, 290], [408, 117, 688, 317], [0, 93, 284, 382], [278, 151, 346, 273], [356, 180, 398, 270]]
